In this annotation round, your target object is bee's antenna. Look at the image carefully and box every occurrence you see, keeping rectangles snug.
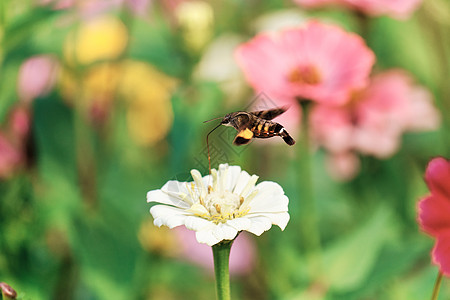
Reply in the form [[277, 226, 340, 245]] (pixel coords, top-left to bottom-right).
[[206, 123, 222, 174], [203, 116, 223, 123]]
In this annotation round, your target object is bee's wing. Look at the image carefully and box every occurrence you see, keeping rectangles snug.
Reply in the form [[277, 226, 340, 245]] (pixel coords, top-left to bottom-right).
[[250, 107, 288, 120], [233, 128, 254, 146], [233, 112, 252, 130]]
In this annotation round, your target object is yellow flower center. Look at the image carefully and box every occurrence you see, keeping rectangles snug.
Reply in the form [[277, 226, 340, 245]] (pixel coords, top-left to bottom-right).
[[202, 189, 248, 223], [186, 168, 257, 224], [188, 185, 252, 224], [288, 64, 322, 85]]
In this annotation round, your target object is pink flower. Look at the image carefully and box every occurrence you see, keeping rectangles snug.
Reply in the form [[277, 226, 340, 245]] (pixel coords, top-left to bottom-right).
[[17, 55, 59, 103], [344, 0, 423, 19], [0, 134, 22, 179], [294, 0, 338, 7], [173, 227, 256, 276], [418, 157, 450, 276], [235, 21, 375, 106], [39, 0, 152, 17], [0, 106, 32, 179], [125, 0, 152, 16], [310, 70, 440, 179], [325, 152, 360, 182], [312, 70, 440, 157], [294, 0, 423, 19], [9, 107, 31, 139]]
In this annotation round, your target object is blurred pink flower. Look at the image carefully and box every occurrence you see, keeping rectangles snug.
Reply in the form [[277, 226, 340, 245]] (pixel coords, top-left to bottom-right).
[[235, 21, 375, 106], [0, 134, 22, 179], [39, 0, 152, 17], [125, 0, 152, 16], [173, 226, 256, 276], [38, 0, 75, 9], [344, 0, 423, 19], [0, 106, 32, 179], [418, 157, 450, 276], [17, 55, 59, 104], [9, 107, 31, 140], [325, 152, 360, 182], [294, 0, 423, 19], [310, 70, 440, 179], [294, 0, 338, 7]]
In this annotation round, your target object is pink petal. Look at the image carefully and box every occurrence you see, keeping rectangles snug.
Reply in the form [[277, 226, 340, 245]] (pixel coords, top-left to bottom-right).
[[310, 105, 353, 153], [345, 0, 424, 20], [294, 0, 424, 19], [431, 230, 450, 276], [425, 157, 450, 200], [0, 134, 22, 179], [325, 152, 360, 181], [9, 107, 31, 139], [418, 195, 450, 237], [294, 0, 339, 7], [17, 55, 59, 103]]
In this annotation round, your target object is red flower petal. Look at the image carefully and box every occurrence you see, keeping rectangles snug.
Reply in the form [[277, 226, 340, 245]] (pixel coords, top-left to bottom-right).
[[432, 230, 450, 276], [425, 157, 450, 200], [418, 195, 450, 237]]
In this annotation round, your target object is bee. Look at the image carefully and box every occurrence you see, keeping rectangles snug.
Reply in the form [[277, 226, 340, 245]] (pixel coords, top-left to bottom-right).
[[205, 107, 295, 146]]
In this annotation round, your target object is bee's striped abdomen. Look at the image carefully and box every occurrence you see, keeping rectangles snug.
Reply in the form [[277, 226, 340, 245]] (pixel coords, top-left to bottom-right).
[[252, 119, 295, 145]]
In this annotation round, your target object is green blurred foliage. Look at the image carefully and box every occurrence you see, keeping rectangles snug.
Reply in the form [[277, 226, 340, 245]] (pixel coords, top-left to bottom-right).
[[1, 0, 449, 299]]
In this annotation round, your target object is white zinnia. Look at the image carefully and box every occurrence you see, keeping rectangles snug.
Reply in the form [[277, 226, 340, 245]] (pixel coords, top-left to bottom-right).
[[147, 164, 290, 246]]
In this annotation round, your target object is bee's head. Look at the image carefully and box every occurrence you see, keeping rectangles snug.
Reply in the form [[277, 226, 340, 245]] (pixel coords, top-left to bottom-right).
[[221, 114, 232, 126]]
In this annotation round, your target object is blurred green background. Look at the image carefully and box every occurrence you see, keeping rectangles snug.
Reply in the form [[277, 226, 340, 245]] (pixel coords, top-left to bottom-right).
[[1, 0, 449, 299]]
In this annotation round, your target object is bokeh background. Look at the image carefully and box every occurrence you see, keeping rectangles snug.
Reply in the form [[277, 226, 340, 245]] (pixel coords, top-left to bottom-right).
[[1, 0, 450, 299]]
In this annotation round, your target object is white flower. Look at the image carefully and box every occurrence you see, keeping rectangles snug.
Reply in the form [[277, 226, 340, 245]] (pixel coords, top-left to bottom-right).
[[147, 164, 290, 246]]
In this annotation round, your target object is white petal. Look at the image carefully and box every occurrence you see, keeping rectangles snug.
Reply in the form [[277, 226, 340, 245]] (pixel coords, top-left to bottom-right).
[[247, 181, 288, 213], [147, 189, 191, 208], [201, 174, 214, 190], [184, 215, 214, 231], [196, 229, 222, 246], [255, 181, 284, 198], [162, 180, 191, 195], [248, 212, 290, 231], [213, 223, 238, 241], [249, 194, 289, 214], [191, 169, 207, 200], [150, 205, 190, 228], [225, 165, 242, 191], [239, 175, 259, 198], [226, 218, 252, 231], [245, 216, 273, 236], [187, 203, 210, 216], [271, 212, 290, 230], [231, 170, 252, 195], [218, 164, 229, 193], [194, 223, 239, 246]]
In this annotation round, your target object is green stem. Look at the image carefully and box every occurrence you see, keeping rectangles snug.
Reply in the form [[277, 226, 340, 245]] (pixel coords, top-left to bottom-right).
[[431, 271, 443, 300], [212, 240, 233, 300], [297, 101, 321, 269]]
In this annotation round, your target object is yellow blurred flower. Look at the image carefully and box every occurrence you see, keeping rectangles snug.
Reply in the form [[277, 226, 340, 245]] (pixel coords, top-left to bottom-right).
[[60, 63, 121, 122], [138, 219, 179, 257], [59, 60, 177, 145], [64, 16, 128, 65], [175, 1, 214, 52], [119, 60, 177, 146]]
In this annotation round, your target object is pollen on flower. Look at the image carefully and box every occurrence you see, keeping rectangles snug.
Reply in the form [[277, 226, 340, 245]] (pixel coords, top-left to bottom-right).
[[186, 180, 252, 224], [288, 64, 322, 85]]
